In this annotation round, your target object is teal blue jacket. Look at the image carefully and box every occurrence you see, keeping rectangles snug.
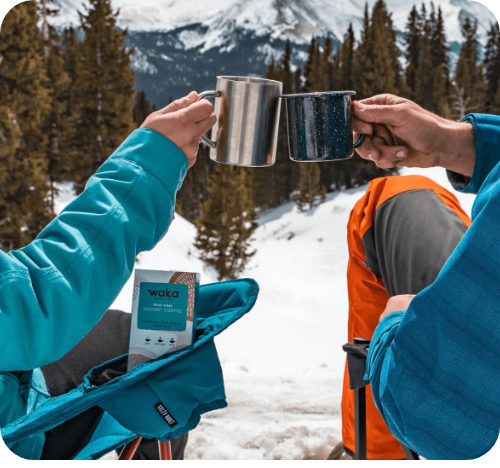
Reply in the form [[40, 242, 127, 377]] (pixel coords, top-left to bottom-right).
[[0, 129, 188, 453], [366, 114, 500, 459]]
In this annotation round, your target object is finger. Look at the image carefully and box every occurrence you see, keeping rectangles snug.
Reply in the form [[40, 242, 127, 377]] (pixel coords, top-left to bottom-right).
[[372, 142, 408, 165], [352, 115, 373, 135], [358, 94, 406, 106], [373, 123, 395, 146], [158, 91, 199, 115], [375, 160, 399, 170], [355, 135, 382, 163], [181, 99, 214, 123], [196, 112, 217, 135], [353, 100, 405, 126]]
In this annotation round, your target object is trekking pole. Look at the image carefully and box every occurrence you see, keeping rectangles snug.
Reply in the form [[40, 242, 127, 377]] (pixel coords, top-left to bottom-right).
[[159, 441, 173, 460]]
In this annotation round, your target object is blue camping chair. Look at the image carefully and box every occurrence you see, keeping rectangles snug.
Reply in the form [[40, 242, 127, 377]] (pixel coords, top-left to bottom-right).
[[1, 279, 259, 460]]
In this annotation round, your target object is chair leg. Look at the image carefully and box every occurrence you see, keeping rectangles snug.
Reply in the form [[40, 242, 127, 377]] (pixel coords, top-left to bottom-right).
[[354, 387, 367, 460], [119, 436, 143, 460], [401, 443, 419, 460], [159, 441, 172, 460]]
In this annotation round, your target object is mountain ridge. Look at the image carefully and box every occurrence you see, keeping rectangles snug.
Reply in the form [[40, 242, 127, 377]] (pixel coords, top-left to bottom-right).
[[50, 0, 498, 106]]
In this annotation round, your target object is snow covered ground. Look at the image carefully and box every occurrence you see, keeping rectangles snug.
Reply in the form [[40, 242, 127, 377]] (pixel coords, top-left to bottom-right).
[[55, 165, 476, 460]]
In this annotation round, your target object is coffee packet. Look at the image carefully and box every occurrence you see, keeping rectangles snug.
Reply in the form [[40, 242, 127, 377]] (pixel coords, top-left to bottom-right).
[[127, 269, 200, 371]]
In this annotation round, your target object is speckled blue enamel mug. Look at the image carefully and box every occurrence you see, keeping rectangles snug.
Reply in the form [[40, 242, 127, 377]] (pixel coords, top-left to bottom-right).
[[281, 91, 366, 162]]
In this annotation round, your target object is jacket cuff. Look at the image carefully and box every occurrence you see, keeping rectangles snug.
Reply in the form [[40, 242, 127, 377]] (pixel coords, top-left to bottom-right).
[[364, 310, 405, 382], [108, 128, 188, 196], [447, 114, 500, 194]]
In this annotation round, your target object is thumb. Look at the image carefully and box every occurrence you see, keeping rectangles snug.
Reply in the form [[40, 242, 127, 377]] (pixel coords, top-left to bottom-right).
[[353, 101, 403, 126]]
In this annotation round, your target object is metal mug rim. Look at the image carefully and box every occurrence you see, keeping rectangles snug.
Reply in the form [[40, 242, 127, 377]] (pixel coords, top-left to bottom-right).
[[281, 90, 356, 99], [216, 75, 283, 87]]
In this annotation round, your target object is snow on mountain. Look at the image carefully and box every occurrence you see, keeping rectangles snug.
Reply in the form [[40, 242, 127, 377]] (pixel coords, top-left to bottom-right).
[[49, 0, 498, 106], [54, 0, 496, 44], [57, 165, 476, 459]]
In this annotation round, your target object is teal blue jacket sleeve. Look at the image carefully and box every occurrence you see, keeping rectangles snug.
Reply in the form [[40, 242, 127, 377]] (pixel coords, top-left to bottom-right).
[[0, 128, 188, 372], [365, 115, 500, 459], [447, 114, 500, 193]]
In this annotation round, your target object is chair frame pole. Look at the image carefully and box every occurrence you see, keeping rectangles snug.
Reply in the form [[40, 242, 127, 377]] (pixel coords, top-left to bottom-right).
[[118, 436, 143, 460], [354, 386, 367, 460], [159, 441, 173, 460]]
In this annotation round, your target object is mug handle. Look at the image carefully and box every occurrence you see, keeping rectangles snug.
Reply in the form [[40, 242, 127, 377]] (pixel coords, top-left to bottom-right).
[[353, 133, 366, 149], [197, 90, 221, 148]]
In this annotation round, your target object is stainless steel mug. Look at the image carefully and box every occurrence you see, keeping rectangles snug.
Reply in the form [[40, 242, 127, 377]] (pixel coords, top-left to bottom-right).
[[198, 76, 283, 167], [281, 91, 366, 162]]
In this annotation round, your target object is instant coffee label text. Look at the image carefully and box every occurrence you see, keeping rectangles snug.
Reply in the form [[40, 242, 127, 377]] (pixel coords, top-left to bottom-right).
[[138, 282, 188, 331]]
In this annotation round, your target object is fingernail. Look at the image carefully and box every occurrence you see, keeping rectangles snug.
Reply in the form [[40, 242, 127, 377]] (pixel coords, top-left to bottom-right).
[[361, 126, 369, 134], [396, 150, 405, 159], [368, 153, 373, 160], [356, 102, 365, 110]]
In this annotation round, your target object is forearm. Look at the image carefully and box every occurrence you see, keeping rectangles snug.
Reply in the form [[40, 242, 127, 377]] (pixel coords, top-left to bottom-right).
[[444, 114, 500, 193], [437, 119, 476, 178], [0, 129, 188, 371]]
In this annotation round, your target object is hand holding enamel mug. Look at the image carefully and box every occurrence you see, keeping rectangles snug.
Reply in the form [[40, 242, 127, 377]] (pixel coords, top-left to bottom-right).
[[352, 94, 476, 177]]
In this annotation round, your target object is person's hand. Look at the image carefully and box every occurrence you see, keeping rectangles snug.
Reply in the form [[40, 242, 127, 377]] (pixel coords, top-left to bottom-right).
[[379, 295, 415, 322], [141, 91, 216, 167], [352, 94, 476, 177]]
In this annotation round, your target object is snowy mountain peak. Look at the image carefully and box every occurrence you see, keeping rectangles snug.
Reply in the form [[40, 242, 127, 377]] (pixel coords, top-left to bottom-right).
[[53, 0, 497, 45]]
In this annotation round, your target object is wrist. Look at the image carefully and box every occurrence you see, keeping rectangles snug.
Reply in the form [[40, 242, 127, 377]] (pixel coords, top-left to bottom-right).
[[437, 119, 476, 177]]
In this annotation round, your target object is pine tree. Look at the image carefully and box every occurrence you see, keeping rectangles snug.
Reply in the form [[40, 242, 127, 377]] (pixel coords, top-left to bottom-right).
[[133, 90, 155, 126], [294, 164, 326, 212], [339, 24, 356, 90], [195, 165, 257, 280], [354, 1, 404, 99], [70, 0, 136, 193], [175, 145, 211, 222], [492, 81, 500, 115], [62, 27, 79, 112], [415, 17, 434, 110], [404, 5, 421, 100], [318, 33, 335, 90], [294, 66, 302, 94], [0, 107, 19, 250], [43, 24, 73, 212], [272, 39, 295, 208], [430, 5, 451, 115], [252, 43, 296, 211], [303, 37, 320, 92], [0, 2, 53, 250], [484, 22, 500, 111], [353, 3, 372, 99], [430, 6, 449, 73], [453, 18, 485, 117]]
